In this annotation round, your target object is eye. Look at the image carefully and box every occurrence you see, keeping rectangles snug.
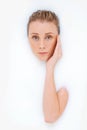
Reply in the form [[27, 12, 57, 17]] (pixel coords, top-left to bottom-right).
[[32, 35, 39, 40], [45, 35, 52, 40]]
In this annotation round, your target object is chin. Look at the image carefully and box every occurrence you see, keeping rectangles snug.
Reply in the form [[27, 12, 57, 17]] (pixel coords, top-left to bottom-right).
[[35, 53, 51, 61], [39, 57, 48, 61], [37, 56, 48, 61]]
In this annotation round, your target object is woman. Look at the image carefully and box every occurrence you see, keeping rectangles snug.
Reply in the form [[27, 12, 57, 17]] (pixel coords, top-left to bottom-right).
[[27, 10, 68, 123]]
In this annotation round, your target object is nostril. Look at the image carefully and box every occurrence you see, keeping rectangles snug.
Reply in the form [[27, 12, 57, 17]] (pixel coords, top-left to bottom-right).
[[39, 46, 45, 49]]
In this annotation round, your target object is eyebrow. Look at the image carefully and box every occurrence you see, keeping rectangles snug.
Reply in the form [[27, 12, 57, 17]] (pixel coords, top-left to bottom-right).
[[30, 32, 55, 35]]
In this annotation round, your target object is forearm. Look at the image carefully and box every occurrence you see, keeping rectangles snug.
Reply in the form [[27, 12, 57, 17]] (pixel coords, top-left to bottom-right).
[[43, 66, 60, 123]]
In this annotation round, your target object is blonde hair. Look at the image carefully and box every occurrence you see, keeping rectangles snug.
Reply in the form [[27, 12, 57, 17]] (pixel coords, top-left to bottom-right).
[[27, 10, 60, 36]]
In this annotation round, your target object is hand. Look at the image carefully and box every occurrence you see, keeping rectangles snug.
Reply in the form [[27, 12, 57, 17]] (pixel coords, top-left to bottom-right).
[[46, 36, 62, 69]]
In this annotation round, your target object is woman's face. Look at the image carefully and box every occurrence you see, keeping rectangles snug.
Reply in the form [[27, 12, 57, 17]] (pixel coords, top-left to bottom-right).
[[28, 20, 58, 61]]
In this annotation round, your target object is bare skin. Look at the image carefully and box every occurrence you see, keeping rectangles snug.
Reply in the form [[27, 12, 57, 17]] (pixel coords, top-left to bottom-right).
[[28, 21, 69, 123], [43, 36, 68, 123]]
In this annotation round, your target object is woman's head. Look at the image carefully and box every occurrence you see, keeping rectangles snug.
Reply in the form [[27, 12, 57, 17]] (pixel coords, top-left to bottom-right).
[[27, 10, 60, 61]]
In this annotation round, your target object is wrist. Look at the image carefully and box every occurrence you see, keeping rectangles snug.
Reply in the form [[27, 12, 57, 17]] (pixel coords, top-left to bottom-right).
[[46, 65, 54, 73], [45, 66, 54, 82]]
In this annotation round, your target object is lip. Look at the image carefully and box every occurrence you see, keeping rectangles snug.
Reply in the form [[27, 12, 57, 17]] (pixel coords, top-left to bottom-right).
[[39, 52, 48, 54], [38, 52, 48, 54]]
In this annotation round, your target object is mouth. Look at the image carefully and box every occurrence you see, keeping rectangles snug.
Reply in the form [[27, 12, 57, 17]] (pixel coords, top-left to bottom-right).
[[38, 52, 48, 54]]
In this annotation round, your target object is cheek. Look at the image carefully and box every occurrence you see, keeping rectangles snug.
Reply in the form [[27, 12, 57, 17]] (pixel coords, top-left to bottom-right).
[[48, 39, 57, 53], [31, 44, 36, 50], [30, 42, 38, 53]]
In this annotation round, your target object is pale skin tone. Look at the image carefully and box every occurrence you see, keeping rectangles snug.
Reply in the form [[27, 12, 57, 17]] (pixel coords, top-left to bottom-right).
[[28, 20, 68, 123]]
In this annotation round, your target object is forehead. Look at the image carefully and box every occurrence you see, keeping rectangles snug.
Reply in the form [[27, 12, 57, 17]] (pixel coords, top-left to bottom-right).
[[29, 20, 58, 34]]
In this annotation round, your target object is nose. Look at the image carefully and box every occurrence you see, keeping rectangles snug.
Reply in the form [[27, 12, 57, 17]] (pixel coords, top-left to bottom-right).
[[39, 40, 45, 50]]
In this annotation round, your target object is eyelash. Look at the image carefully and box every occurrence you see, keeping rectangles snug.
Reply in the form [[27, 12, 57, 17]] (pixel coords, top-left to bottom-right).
[[45, 35, 52, 39], [32, 35, 52, 40], [32, 36, 39, 40]]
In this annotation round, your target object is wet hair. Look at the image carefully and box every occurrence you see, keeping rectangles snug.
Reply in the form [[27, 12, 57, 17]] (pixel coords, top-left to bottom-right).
[[27, 10, 60, 36]]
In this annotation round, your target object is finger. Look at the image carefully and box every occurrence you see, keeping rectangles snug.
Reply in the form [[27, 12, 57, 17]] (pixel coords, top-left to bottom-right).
[[59, 45, 62, 57], [57, 36, 62, 57], [54, 36, 60, 52], [53, 35, 62, 56], [55, 36, 61, 52]]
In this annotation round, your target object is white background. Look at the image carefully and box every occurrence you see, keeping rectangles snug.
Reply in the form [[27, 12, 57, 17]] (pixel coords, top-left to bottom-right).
[[0, 0, 87, 130]]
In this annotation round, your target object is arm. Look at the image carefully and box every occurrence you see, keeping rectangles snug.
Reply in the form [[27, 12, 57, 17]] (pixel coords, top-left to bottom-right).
[[43, 66, 60, 123], [43, 36, 68, 123]]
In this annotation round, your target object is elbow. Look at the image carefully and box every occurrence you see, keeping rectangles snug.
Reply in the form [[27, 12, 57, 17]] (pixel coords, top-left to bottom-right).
[[44, 113, 60, 123]]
